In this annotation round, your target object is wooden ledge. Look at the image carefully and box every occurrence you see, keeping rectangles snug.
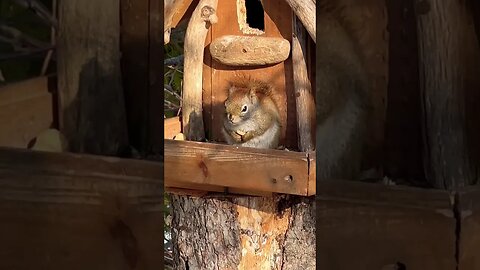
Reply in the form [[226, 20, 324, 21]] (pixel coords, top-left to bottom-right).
[[164, 139, 315, 196]]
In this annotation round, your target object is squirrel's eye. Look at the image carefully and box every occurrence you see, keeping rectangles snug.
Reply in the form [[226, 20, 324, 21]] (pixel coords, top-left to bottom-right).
[[241, 105, 248, 113]]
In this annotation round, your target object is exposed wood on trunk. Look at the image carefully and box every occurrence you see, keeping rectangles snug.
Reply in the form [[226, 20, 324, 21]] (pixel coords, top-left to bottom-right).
[[171, 195, 315, 270], [415, 0, 480, 189], [182, 0, 218, 141], [57, 0, 129, 156], [164, 0, 194, 44], [164, 139, 314, 196], [283, 0, 315, 42], [0, 76, 53, 149], [209, 35, 291, 66], [0, 147, 163, 269], [292, 17, 315, 152]]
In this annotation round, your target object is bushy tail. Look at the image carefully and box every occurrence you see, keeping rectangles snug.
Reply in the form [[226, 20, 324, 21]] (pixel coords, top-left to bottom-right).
[[316, 15, 369, 181]]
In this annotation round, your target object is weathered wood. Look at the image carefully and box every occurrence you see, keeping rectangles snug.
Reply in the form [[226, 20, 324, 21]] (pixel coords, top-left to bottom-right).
[[415, 0, 480, 189], [0, 76, 53, 149], [292, 17, 315, 152], [317, 180, 456, 269], [164, 116, 182, 139], [0, 147, 163, 270], [284, 0, 315, 41], [57, 0, 129, 156], [164, 139, 313, 196], [457, 186, 480, 269], [164, 0, 194, 44], [182, 0, 218, 142], [209, 35, 290, 66]]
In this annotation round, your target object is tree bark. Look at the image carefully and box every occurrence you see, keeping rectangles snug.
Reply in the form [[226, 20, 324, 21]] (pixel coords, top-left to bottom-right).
[[170, 194, 315, 269], [57, 0, 129, 156], [415, 0, 480, 189]]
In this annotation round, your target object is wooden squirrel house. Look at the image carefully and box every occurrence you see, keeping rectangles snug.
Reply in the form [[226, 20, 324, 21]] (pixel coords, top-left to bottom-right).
[[164, 0, 316, 196]]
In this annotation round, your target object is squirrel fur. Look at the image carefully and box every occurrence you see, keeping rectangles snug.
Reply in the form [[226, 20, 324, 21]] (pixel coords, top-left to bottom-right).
[[222, 77, 282, 149], [316, 10, 370, 181]]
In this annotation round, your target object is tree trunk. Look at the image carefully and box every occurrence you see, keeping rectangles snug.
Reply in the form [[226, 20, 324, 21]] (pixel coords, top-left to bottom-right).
[[415, 0, 480, 189], [170, 194, 315, 269], [57, 0, 129, 156]]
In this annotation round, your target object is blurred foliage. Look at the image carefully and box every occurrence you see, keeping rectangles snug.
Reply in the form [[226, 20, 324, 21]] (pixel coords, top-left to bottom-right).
[[164, 41, 184, 118], [0, 0, 53, 85]]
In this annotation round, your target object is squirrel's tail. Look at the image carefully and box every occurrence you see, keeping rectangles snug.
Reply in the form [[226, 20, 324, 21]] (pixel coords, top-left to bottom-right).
[[316, 14, 370, 181]]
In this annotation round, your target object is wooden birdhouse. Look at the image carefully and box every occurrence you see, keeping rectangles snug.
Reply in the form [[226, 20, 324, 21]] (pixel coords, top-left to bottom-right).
[[164, 0, 316, 196]]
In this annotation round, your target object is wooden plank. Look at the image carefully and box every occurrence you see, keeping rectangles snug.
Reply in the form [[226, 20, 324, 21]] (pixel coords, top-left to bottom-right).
[[307, 151, 315, 196], [165, 116, 182, 139], [0, 76, 53, 149], [457, 186, 480, 269], [164, 139, 311, 195], [170, 0, 195, 28], [0, 147, 163, 270], [317, 180, 456, 270]]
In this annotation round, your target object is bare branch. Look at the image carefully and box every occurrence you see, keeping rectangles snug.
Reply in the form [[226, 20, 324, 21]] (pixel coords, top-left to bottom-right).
[[164, 54, 184, 66], [10, 0, 58, 28], [0, 22, 50, 49], [0, 46, 54, 61]]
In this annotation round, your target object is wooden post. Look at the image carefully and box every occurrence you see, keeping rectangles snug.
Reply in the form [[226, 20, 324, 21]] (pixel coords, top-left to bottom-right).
[[57, 0, 129, 156], [292, 16, 315, 152], [182, 0, 218, 141], [284, 0, 316, 42], [415, 0, 480, 189]]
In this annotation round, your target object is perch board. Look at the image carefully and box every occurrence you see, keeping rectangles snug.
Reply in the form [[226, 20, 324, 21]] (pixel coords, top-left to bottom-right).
[[0, 146, 163, 269], [164, 139, 315, 196], [317, 180, 456, 270]]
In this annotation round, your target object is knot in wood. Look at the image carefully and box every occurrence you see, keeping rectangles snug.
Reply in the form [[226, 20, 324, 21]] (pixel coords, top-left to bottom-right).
[[201, 6, 217, 23]]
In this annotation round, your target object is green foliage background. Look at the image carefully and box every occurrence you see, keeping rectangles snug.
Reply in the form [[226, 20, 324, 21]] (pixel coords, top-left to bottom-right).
[[0, 0, 53, 85]]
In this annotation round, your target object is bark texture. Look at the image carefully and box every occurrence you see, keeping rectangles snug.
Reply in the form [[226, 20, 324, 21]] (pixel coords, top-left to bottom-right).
[[171, 195, 315, 269]]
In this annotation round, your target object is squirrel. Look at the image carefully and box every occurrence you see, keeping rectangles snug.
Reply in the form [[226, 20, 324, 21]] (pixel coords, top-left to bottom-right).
[[221, 77, 282, 149], [316, 10, 371, 181]]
